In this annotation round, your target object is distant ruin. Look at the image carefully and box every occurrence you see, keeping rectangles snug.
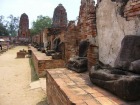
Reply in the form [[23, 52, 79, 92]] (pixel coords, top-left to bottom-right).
[[52, 4, 67, 28], [18, 13, 30, 44]]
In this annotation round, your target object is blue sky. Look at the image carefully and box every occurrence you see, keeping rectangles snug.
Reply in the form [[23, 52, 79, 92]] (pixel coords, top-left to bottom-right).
[[0, 0, 97, 28]]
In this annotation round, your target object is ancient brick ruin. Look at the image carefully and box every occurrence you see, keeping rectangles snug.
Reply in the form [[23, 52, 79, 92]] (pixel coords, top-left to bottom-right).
[[18, 13, 30, 44], [64, 21, 78, 62], [30, 0, 140, 104], [77, 0, 96, 39], [18, 13, 29, 38], [65, 0, 97, 70], [124, 0, 140, 20], [52, 4, 67, 28], [32, 4, 67, 54], [90, 0, 140, 101]]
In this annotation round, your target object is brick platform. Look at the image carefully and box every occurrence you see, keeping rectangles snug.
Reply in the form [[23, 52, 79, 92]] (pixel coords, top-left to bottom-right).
[[17, 50, 27, 58], [46, 68, 140, 105], [31, 47, 65, 77]]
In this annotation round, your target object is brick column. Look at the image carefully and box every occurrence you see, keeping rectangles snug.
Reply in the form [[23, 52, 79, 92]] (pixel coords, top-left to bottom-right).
[[87, 45, 98, 70]]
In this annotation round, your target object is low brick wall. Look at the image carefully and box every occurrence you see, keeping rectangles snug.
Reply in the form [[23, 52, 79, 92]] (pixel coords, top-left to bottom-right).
[[46, 68, 140, 105], [31, 47, 65, 77], [46, 70, 73, 105]]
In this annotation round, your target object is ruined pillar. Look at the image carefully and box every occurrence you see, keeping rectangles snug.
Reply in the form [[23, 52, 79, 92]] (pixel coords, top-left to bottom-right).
[[77, 0, 98, 70], [64, 21, 79, 62], [78, 0, 96, 40], [18, 13, 30, 40], [52, 4, 67, 28]]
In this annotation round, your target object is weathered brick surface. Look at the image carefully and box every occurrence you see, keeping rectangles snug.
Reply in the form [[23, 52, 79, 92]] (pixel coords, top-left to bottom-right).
[[17, 50, 27, 58], [77, 0, 97, 69], [64, 21, 79, 62], [17, 52, 26, 58], [124, 0, 140, 20], [46, 68, 140, 105], [87, 45, 98, 70], [32, 34, 41, 45], [64, 0, 97, 67], [77, 0, 96, 40], [52, 4, 67, 28], [31, 47, 65, 77], [18, 13, 30, 38]]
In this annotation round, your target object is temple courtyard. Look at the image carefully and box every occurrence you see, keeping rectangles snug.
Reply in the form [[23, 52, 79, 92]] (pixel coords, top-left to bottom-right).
[[0, 46, 140, 105], [0, 46, 47, 105]]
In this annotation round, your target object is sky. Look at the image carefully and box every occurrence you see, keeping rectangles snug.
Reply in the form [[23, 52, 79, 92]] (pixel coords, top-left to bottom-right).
[[0, 0, 97, 28]]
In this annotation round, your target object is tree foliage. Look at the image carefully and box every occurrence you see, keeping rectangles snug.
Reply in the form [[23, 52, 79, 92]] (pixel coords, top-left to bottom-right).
[[6, 15, 19, 36], [0, 23, 9, 36], [0, 15, 9, 36], [0, 15, 19, 36], [30, 15, 52, 36]]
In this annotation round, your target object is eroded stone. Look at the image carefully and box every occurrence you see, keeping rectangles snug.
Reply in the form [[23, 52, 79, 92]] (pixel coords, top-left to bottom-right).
[[67, 40, 89, 73], [90, 35, 140, 101]]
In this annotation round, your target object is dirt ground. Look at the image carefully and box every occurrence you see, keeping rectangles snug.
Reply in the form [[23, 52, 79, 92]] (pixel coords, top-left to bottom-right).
[[0, 46, 48, 105]]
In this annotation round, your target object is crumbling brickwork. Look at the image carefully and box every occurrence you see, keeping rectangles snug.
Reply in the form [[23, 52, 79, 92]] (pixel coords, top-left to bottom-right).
[[87, 45, 98, 70], [31, 47, 65, 77], [64, 0, 97, 68], [124, 0, 140, 20], [52, 4, 67, 28], [64, 21, 79, 62], [77, 0, 96, 40], [97, 0, 140, 67], [78, 0, 97, 69], [18, 13, 30, 38]]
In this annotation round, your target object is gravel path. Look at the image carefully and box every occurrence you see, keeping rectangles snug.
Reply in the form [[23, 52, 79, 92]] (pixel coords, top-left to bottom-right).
[[0, 46, 47, 105]]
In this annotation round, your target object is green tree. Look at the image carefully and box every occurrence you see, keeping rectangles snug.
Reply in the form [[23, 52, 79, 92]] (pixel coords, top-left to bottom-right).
[[0, 23, 9, 36], [0, 15, 4, 23], [6, 15, 19, 36], [30, 15, 52, 36], [0, 15, 9, 36]]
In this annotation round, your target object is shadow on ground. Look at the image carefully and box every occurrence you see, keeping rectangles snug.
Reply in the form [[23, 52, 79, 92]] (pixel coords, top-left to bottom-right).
[[29, 59, 49, 105], [29, 58, 39, 82], [36, 98, 48, 105]]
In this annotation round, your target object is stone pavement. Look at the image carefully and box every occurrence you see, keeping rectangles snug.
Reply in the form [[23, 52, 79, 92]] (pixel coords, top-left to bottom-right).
[[0, 46, 47, 105]]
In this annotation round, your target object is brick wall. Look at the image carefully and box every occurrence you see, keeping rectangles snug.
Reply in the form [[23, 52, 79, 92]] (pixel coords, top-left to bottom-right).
[[124, 0, 140, 20], [87, 45, 98, 70], [40, 31, 43, 45], [45, 59, 65, 69], [78, 0, 97, 70], [32, 35, 40, 45], [31, 47, 65, 77], [64, 21, 79, 62], [77, 0, 96, 40], [18, 13, 29, 38], [64, 0, 97, 69], [46, 70, 74, 105], [31, 50, 46, 77]]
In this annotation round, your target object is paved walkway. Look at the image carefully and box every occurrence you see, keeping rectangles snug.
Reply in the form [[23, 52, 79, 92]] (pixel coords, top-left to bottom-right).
[[0, 46, 47, 105]]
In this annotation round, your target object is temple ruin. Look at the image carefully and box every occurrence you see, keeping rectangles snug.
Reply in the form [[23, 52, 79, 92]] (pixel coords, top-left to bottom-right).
[[30, 0, 140, 104], [18, 13, 30, 44], [52, 4, 67, 28]]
